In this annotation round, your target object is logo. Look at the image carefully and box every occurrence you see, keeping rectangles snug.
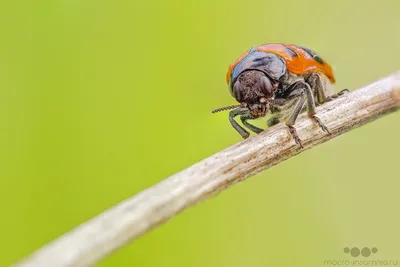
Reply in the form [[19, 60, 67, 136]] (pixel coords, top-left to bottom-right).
[[344, 246, 378, 257], [323, 246, 398, 266]]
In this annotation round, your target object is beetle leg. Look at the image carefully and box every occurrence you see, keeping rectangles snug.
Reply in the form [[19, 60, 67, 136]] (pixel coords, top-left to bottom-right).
[[295, 81, 331, 134], [326, 89, 350, 101], [267, 116, 281, 127], [229, 108, 250, 139], [285, 90, 306, 147], [240, 113, 264, 134], [307, 72, 349, 103], [306, 72, 329, 104], [265, 98, 286, 127]]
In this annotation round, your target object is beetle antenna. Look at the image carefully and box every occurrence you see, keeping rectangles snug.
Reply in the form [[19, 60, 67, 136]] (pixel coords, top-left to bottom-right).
[[211, 104, 244, 113]]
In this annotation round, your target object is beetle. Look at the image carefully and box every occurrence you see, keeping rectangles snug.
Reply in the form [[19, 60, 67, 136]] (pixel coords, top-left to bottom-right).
[[212, 43, 349, 147]]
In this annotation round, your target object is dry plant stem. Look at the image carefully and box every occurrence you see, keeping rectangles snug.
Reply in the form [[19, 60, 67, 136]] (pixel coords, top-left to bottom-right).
[[13, 71, 400, 267]]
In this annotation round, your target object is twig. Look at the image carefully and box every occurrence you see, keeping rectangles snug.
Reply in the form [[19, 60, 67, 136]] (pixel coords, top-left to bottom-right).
[[12, 71, 400, 267]]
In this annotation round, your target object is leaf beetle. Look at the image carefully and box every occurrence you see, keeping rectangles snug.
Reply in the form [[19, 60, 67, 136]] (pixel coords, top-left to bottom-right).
[[212, 43, 349, 147]]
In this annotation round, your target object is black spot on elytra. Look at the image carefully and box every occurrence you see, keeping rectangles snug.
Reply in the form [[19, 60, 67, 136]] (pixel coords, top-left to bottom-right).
[[252, 56, 273, 67], [285, 47, 298, 57], [253, 56, 267, 62], [314, 56, 324, 65], [299, 46, 325, 65]]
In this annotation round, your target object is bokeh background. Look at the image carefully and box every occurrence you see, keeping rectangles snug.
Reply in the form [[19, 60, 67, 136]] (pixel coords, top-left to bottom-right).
[[1, 0, 399, 266]]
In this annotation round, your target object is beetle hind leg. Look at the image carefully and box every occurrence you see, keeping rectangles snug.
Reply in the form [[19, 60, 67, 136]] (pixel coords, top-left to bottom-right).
[[326, 88, 350, 101], [306, 72, 331, 105], [307, 72, 350, 103]]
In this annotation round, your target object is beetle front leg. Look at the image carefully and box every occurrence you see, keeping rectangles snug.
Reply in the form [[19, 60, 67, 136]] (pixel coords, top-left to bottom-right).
[[229, 108, 250, 139], [240, 113, 264, 134]]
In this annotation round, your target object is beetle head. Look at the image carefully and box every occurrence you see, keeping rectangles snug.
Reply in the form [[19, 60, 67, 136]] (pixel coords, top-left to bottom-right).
[[231, 70, 277, 117]]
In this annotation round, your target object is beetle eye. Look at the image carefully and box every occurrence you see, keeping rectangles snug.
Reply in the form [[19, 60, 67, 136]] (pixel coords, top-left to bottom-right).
[[233, 81, 244, 102], [260, 75, 273, 97]]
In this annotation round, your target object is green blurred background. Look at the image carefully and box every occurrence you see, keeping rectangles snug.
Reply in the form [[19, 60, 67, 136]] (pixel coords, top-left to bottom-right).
[[1, 0, 399, 266]]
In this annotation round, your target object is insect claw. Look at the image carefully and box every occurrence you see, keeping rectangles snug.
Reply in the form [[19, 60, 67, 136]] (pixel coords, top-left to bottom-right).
[[288, 126, 303, 148], [312, 116, 331, 134]]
